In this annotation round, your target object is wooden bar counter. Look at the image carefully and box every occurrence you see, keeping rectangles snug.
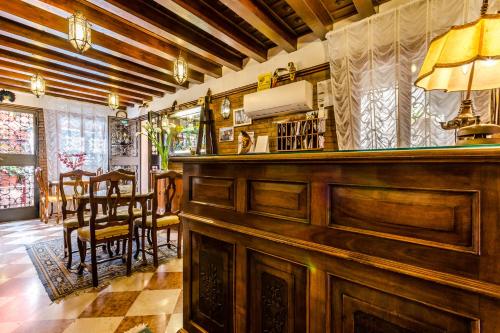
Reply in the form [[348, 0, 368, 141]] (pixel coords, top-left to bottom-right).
[[172, 147, 500, 333]]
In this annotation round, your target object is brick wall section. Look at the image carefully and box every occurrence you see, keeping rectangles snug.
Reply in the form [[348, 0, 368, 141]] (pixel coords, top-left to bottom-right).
[[207, 68, 337, 154], [37, 109, 47, 177]]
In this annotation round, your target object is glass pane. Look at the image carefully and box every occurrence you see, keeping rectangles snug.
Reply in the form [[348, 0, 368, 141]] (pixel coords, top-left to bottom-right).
[[0, 166, 35, 209], [0, 110, 35, 154]]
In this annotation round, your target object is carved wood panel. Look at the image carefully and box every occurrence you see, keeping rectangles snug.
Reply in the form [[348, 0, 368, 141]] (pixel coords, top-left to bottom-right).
[[189, 176, 235, 209], [329, 184, 479, 252], [330, 276, 476, 333], [248, 250, 307, 333], [248, 180, 310, 222], [190, 233, 234, 333]]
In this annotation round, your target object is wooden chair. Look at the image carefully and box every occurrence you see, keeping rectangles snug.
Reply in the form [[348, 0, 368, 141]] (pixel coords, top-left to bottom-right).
[[35, 167, 59, 223], [60, 169, 102, 269], [77, 170, 136, 287], [134, 170, 182, 267]]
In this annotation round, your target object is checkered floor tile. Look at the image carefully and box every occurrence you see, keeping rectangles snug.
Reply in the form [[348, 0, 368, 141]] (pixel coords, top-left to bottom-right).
[[0, 219, 183, 333]]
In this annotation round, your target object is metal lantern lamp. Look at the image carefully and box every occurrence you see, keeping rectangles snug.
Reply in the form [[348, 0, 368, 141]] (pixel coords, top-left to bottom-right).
[[174, 53, 188, 84], [30, 74, 46, 98], [221, 96, 231, 119], [108, 93, 120, 110], [415, 0, 500, 144], [68, 11, 92, 53]]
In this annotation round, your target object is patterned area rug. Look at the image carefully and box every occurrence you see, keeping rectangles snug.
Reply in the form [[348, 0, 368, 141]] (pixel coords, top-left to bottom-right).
[[26, 237, 177, 301]]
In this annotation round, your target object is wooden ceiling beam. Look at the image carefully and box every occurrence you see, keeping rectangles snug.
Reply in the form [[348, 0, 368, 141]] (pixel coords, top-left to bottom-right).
[[1, 0, 217, 79], [353, 0, 376, 18], [219, 0, 297, 53], [0, 17, 190, 89], [154, 0, 268, 62], [0, 60, 152, 102], [101, 0, 244, 71], [0, 83, 127, 110], [34, 0, 226, 75], [0, 49, 165, 97], [0, 70, 143, 105], [0, 35, 176, 93], [284, 0, 333, 39]]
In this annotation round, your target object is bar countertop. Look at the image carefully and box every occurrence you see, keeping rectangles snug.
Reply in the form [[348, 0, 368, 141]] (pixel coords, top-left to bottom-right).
[[171, 144, 500, 163]]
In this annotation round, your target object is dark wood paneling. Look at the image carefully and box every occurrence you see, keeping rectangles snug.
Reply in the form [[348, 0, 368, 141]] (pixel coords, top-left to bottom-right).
[[189, 233, 234, 333], [248, 250, 307, 333], [189, 176, 235, 209], [329, 184, 479, 253], [248, 180, 309, 222], [330, 277, 475, 333]]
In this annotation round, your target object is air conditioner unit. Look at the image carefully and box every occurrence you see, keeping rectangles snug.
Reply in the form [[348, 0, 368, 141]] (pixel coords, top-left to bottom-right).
[[243, 80, 313, 119]]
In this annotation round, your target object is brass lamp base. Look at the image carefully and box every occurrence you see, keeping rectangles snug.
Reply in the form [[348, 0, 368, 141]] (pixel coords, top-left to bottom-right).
[[440, 99, 500, 145]]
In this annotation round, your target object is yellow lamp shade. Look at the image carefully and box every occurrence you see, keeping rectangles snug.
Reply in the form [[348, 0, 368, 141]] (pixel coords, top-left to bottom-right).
[[108, 93, 119, 110], [415, 14, 500, 92]]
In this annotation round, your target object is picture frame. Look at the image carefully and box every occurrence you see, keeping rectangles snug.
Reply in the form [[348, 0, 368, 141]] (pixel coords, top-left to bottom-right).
[[233, 108, 252, 127], [219, 126, 234, 142]]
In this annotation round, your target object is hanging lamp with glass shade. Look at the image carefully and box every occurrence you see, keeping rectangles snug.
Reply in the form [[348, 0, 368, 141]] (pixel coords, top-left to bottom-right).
[[108, 93, 120, 110], [221, 96, 231, 119], [31, 74, 46, 98], [68, 11, 92, 53], [173, 52, 188, 84]]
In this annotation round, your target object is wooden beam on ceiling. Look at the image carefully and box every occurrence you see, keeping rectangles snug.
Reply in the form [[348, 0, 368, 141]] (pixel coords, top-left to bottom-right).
[[0, 70, 143, 105], [156, 0, 268, 62], [0, 83, 127, 110], [102, 0, 244, 71], [219, 0, 297, 53], [2, 0, 222, 78], [0, 60, 152, 102], [0, 49, 165, 97], [0, 35, 175, 94], [284, 0, 333, 39], [353, 0, 376, 18], [0, 17, 190, 90], [34, 0, 226, 76]]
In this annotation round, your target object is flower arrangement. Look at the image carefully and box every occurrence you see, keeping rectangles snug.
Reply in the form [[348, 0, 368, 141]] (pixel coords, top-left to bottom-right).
[[136, 119, 182, 170], [57, 152, 86, 170]]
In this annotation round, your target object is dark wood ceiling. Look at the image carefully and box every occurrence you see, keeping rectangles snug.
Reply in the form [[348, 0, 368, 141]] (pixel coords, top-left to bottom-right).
[[0, 0, 387, 108]]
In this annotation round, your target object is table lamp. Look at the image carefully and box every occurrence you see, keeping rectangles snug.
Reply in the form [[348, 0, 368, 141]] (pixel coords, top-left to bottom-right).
[[415, 0, 500, 144]]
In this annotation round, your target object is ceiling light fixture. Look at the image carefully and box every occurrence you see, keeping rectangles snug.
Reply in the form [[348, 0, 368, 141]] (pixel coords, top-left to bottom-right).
[[68, 11, 92, 53], [221, 96, 231, 119], [173, 51, 188, 85], [30, 74, 45, 98], [108, 93, 120, 110]]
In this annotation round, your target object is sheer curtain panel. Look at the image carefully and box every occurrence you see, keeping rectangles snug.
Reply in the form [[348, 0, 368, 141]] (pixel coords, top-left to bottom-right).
[[327, 0, 499, 150], [43, 96, 113, 181]]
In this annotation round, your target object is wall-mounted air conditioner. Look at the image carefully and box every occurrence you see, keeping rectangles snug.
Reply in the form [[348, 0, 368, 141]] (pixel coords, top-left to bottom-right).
[[243, 80, 313, 119]]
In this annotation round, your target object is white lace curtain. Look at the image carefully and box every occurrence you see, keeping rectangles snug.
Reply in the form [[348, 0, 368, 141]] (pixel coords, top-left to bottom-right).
[[43, 96, 113, 181], [327, 0, 499, 150]]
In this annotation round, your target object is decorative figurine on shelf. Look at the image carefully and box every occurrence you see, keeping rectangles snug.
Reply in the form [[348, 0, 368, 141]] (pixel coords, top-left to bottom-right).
[[57, 152, 86, 170], [196, 89, 218, 155], [0, 90, 15, 103], [271, 62, 296, 87]]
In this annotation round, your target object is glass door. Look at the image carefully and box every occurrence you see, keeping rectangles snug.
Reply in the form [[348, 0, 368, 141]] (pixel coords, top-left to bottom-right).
[[0, 108, 38, 222]]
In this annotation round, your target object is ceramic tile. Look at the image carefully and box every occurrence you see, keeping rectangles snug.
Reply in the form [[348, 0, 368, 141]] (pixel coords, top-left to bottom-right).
[[173, 293, 182, 314], [156, 258, 183, 273], [114, 314, 170, 333], [145, 272, 182, 290], [32, 292, 99, 320], [0, 277, 47, 297], [102, 272, 154, 292], [0, 322, 21, 333], [0, 264, 35, 279], [126, 290, 180, 316], [0, 292, 51, 322], [63, 317, 123, 333], [79, 291, 140, 318], [12, 319, 74, 333], [164, 313, 183, 333]]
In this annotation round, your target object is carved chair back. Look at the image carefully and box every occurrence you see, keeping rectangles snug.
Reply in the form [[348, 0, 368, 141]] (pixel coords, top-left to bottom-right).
[[88, 170, 136, 234], [60, 169, 95, 220], [152, 171, 181, 221]]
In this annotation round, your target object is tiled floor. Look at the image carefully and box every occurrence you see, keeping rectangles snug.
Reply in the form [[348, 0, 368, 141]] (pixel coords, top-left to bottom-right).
[[0, 219, 183, 333]]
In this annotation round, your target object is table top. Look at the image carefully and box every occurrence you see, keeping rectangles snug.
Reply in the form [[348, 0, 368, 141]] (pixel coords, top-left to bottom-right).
[[79, 190, 153, 200]]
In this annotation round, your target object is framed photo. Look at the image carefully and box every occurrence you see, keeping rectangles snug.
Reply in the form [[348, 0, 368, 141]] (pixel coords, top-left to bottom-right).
[[233, 108, 252, 127], [238, 131, 255, 154], [219, 126, 234, 142]]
